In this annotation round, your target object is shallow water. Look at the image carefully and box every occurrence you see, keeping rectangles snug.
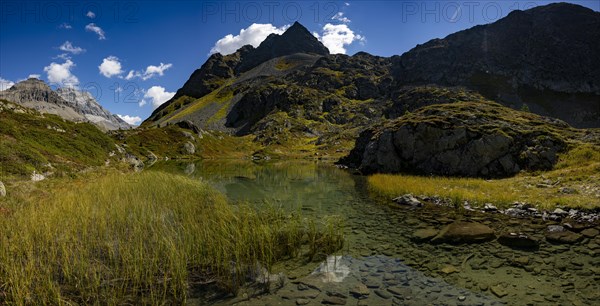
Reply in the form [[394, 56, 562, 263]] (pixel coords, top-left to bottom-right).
[[152, 160, 600, 306]]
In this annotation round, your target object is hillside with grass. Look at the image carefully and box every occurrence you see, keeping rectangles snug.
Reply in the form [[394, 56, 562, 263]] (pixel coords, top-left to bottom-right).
[[0, 99, 117, 179]]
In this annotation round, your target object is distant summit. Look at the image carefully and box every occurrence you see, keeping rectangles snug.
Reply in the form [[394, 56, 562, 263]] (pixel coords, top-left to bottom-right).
[[0, 79, 130, 131]]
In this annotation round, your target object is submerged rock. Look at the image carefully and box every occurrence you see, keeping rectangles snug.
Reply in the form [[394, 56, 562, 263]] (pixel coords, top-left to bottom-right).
[[412, 228, 438, 242], [431, 221, 495, 244], [545, 226, 583, 244], [498, 232, 539, 250], [349, 283, 370, 298]]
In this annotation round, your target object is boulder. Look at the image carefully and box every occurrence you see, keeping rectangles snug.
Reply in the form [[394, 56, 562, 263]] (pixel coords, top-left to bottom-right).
[[431, 221, 495, 244], [393, 194, 422, 207], [498, 232, 539, 250], [183, 142, 196, 155], [123, 154, 144, 171], [0, 181, 5, 197]]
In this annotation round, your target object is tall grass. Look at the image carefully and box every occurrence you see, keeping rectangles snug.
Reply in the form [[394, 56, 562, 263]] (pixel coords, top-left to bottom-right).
[[0, 171, 343, 304]]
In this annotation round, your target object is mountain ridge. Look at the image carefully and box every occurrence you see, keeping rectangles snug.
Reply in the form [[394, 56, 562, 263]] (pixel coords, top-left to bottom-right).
[[0, 78, 130, 131], [143, 2, 600, 140]]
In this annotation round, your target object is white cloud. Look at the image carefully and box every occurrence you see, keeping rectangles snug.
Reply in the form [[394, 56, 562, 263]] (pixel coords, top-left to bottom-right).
[[58, 22, 72, 29], [28, 74, 41, 79], [126, 63, 173, 81], [210, 23, 289, 55], [99, 56, 123, 78], [143, 86, 175, 109], [143, 63, 172, 80], [44, 60, 79, 87], [0, 77, 15, 91], [59, 41, 85, 54], [86, 11, 96, 19], [85, 23, 106, 40], [318, 23, 365, 54], [138, 99, 147, 107], [332, 12, 351, 23], [125, 70, 140, 80], [116, 114, 142, 125], [55, 53, 72, 61]]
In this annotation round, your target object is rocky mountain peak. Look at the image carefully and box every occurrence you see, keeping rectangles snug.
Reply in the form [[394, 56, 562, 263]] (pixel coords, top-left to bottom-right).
[[10, 78, 52, 91], [236, 21, 329, 72], [0, 79, 130, 130]]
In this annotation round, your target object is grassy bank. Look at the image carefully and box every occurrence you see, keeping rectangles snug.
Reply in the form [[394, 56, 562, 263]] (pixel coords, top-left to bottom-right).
[[367, 144, 600, 210], [0, 171, 343, 304]]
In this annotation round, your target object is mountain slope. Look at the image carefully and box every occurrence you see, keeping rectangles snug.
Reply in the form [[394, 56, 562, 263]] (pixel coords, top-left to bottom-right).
[[143, 3, 600, 151], [392, 2, 600, 127], [0, 99, 116, 177], [0, 79, 130, 131]]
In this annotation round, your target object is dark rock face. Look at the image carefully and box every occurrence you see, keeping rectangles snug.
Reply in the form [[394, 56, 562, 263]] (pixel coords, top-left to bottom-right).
[[343, 102, 567, 178], [393, 3, 600, 127], [0, 78, 70, 107]]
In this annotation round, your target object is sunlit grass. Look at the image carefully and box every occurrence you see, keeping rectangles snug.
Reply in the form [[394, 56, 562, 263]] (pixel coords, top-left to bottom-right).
[[0, 171, 343, 304], [368, 144, 600, 210]]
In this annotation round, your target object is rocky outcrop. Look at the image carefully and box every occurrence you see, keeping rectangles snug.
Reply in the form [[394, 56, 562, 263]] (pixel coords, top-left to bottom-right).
[[341, 101, 568, 178]]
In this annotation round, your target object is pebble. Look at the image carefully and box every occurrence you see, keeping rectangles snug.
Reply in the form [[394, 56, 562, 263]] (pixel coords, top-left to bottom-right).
[[490, 285, 508, 298]]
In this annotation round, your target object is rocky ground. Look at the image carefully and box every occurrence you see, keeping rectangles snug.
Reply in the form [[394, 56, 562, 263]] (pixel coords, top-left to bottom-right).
[[205, 191, 600, 306]]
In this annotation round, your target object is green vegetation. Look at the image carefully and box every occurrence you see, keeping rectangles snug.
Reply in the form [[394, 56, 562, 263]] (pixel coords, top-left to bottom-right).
[[275, 58, 298, 70], [368, 144, 600, 210], [0, 171, 344, 304], [115, 125, 259, 160], [164, 83, 234, 125], [0, 100, 115, 178]]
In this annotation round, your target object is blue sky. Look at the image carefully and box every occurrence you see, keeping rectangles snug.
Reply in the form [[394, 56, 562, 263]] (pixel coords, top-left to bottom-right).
[[1, 0, 598, 125]]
